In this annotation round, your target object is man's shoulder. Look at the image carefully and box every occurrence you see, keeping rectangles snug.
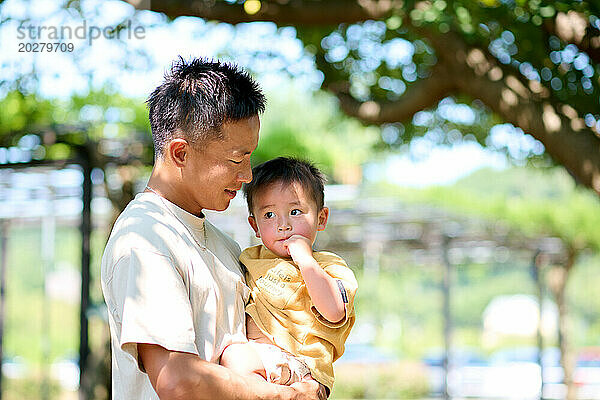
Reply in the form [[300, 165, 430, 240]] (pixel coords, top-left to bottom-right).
[[104, 194, 180, 257], [116, 193, 166, 222], [205, 220, 242, 257]]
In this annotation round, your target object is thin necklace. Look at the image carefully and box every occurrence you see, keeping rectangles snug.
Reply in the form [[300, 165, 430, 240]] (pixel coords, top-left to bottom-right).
[[145, 185, 209, 249]]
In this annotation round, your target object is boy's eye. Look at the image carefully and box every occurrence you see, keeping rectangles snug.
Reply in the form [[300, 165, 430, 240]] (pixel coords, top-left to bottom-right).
[[230, 159, 243, 165], [264, 211, 274, 219], [290, 209, 302, 216]]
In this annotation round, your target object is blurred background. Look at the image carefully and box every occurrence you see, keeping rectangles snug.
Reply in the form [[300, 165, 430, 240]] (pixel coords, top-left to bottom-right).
[[1, 0, 600, 399]]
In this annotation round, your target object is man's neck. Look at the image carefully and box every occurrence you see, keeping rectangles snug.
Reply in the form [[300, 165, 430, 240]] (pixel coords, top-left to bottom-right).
[[146, 166, 204, 217]]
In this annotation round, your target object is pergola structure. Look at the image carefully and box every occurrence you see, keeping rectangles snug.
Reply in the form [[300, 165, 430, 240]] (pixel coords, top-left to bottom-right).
[[1, 126, 570, 400], [0, 156, 92, 398], [0, 124, 151, 399], [208, 189, 568, 400], [324, 197, 567, 400]]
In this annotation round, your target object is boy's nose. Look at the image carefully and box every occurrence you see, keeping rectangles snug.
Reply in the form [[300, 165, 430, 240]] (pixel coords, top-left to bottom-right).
[[277, 218, 291, 231]]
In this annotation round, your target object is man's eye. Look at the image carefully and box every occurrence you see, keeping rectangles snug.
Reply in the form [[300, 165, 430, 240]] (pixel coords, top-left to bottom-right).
[[230, 159, 243, 165], [264, 212, 274, 219], [291, 209, 302, 216]]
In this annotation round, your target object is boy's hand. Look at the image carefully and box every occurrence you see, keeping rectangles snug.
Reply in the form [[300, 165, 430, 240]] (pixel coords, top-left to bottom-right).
[[290, 380, 328, 400], [284, 235, 314, 265]]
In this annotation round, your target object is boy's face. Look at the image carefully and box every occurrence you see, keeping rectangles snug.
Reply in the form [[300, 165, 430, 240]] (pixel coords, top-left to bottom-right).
[[248, 180, 329, 258]]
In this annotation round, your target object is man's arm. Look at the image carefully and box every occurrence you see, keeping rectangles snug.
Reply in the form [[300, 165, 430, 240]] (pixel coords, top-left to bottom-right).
[[138, 344, 326, 400], [285, 236, 345, 323]]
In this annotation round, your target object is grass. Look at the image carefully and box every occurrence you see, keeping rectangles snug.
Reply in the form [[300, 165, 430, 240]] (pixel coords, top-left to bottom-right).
[[3, 225, 104, 366], [330, 361, 430, 399]]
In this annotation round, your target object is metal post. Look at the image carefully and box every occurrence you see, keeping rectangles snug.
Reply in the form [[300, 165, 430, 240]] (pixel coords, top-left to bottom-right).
[[0, 220, 8, 399], [79, 160, 92, 397], [41, 184, 56, 400], [531, 250, 545, 400], [441, 235, 453, 400]]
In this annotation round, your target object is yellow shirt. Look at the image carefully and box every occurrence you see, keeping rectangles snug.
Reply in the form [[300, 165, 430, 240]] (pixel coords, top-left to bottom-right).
[[241, 245, 358, 390]]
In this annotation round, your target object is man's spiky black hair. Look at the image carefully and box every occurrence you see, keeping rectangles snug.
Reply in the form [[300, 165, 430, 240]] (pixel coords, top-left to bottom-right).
[[243, 157, 327, 215], [147, 57, 266, 158]]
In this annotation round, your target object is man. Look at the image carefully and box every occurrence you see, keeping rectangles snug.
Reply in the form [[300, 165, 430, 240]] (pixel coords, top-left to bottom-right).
[[101, 58, 325, 400]]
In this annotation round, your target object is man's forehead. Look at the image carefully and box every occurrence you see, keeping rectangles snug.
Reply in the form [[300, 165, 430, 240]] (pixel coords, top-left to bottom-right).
[[220, 117, 260, 152]]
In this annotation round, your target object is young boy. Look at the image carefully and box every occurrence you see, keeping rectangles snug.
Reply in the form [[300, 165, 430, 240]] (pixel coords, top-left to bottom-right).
[[220, 157, 358, 395]]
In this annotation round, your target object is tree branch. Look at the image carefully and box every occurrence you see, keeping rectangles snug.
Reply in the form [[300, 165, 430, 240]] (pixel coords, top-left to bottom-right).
[[326, 64, 455, 124], [428, 29, 600, 195], [128, 0, 399, 25]]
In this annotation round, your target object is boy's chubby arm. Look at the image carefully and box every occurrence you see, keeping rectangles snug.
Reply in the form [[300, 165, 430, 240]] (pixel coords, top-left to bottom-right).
[[284, 235, 346, 324]]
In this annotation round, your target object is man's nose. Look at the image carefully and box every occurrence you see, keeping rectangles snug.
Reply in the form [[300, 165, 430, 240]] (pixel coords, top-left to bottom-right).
[[238, 162, 252, 183]]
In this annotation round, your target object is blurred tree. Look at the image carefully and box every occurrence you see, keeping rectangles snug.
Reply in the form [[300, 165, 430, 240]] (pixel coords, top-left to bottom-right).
[[396, 166, 600, 400], [0, 87, 153, 213], [255, 89, 379, 183], [0, 87, 154, 400], [127, 0, 600, 195]]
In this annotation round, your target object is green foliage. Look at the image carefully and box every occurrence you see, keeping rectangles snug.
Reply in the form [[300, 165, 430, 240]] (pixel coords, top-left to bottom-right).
[[566, 254, 600, 344], [67, 88, 151, 141], [359, 167, 600, 353], [0, 92, 55, 140], [353, 260, 555, 355], [0, 87, 152, 163], [380, 167, 600, 251], [4, 227, 80, 364], [298, 0, 600, 161], [452, 263, 535, 328], [252, 89, 380, 181]]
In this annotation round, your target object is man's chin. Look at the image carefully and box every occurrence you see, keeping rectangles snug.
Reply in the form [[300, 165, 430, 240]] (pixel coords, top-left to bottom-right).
[[204, 200, 231, 212], [213, 204, 230, 212]]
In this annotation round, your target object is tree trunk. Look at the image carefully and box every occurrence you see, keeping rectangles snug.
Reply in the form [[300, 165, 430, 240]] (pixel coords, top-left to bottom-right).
[[430, 31, 600, 196], [547, 248, 577, 400]]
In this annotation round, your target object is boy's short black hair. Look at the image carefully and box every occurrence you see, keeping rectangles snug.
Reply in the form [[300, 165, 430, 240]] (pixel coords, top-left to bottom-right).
[[244, 157, 326, 215], [147, 57, 265, 159]]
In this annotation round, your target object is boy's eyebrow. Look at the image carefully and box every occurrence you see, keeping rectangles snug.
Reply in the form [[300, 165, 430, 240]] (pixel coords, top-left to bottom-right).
[[257, 201, 302, 211]]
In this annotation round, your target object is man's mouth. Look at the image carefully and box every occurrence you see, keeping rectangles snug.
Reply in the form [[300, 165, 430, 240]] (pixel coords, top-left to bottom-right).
[[225, 189, 237, 199]]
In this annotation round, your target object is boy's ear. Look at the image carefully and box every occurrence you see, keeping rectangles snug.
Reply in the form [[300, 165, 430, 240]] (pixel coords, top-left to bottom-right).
[[248, 216, 260, 238], [317, 207, 329, 231]]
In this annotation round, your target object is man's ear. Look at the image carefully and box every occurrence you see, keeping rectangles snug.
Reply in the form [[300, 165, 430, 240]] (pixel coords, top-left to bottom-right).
[[248, 216, 260, 238], [167, 139, 189, 167], [317, 207, 329, 231]]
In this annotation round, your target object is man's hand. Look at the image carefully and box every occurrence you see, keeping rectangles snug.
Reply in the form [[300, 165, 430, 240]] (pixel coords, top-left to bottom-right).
[[284, 235, 314, 266], [139, 343, 327, 400], [290, 380, 328, 400]]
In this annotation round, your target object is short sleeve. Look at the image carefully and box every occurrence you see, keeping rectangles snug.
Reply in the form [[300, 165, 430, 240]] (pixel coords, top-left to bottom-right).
[[115, 247, 199, 371], [311, 263, 358, 328]]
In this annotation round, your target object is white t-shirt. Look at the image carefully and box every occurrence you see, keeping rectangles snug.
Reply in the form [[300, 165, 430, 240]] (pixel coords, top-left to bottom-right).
[[101, 192, 249, 399]]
